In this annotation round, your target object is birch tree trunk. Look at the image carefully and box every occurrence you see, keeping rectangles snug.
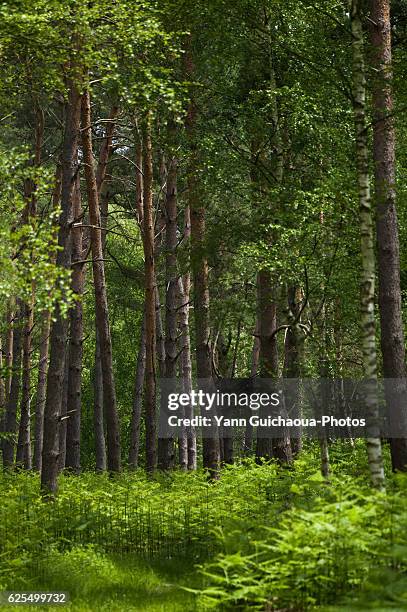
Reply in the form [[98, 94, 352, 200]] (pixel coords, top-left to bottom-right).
[[350, 0, 385, 489], [158, 153, 178, 470], [369, 0, 407, 471], [179, 205, 196, 470], [81, 89, 121, 473]]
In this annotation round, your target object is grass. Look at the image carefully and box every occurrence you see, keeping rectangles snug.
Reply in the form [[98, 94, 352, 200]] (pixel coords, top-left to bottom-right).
[[1, 550, 199, 611]]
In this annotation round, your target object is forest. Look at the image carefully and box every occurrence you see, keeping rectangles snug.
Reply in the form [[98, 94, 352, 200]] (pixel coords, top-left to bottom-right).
[[1, 0, 407, 609]]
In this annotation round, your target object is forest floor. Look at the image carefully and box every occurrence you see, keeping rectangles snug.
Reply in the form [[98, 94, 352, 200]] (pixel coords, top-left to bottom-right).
[[1, 554, 198, 611], [1, 446, 407, 611]]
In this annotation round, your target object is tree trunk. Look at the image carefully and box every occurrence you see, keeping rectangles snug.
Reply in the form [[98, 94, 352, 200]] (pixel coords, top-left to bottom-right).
[[33, 312, 51, 471], [34, 166, 61, 472], [178, 205, 197, 470], [41, 77, 81, 496], [158, 153, 178, 470], [369, 0, 407, 471], [58, 347, 69, 471], [16, 300, 33, 469], [2, 303, 22, 468], [283, 286, 304, 456], [243, 328, 260, 455], [81, 89, 121, 473], [142, 112, 157, 473], [256, 270, 278, 461], [185, 47, 220, 475], [128, 313, 146, 469], [92, 105, 118, 472], [350, 0, 385, 489], [65, 173, 85, 473]]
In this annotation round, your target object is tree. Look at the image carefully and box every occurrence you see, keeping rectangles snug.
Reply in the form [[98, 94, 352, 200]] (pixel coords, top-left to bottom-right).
[[349, 0, 385, 489], [369, 0, 407, 472], [81, 88, 121, 473]]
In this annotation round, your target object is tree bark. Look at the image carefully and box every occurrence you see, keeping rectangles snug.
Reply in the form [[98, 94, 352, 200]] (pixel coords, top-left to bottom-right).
[[178, 205, 197, 470], [65, 173, 85, 473], [283, 286, 304, 456], [158, 153, 178, 470], [41, 78, 81, 496], [128, 313, 146, 469], [142, 112, 157, 473], [350, 0, 385, 489], [16, 300, 33, 469], [243, 327, 260, 455], [81, 89, 121, 473], [2, 304, 22, 468], [92, 105, 118, 472], [33, 165, 61, 472], [186, 46, 220, 475], [369, 0, 407, 471]]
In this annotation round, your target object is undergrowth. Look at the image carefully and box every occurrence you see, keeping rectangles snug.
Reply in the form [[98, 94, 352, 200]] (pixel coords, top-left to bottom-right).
[[0, 442, 406, 610]]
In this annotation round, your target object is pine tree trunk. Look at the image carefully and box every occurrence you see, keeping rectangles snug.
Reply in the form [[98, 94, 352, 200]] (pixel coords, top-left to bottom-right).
[[65, 174, 84, 473], [350, 0, 385, 489], [58, 348, 69, 471], [128, 313, 146, 469], [81, 89, 121, 473], [41, 78, 81, 496], [33, 311, 51, 471], [142, 112, 157, 473], [243, 328, 260, 455], [92, 105, 118, 472], [16, 300, 33, 469], [185, 48, 220, 475], [256, 271, 278, 461], [2, 303, 22, 468], [283, 286, 304, 456], [369, 0, 407, 471]]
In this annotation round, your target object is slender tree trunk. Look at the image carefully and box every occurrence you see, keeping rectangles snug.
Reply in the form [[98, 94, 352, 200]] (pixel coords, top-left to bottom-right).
[[369, 0, 407, 471], [34, 167, 61, 472], [128, 314, 146, 469], [283, 286, 304, 456], [41, 78, 81, 495], [243, 327, 260, 455], [58, 347, 69, 471], [350, 0, 385, 489], [178, 205, 196, 470], [128, 137, 146, 471], [185, 47, 220, 475], [0, 335, 5, 454], [15, 108, 44, 471], [65, 174, 85, 473], [81, 89, 121, 473], [33, 312, 51, 471], [16, 300, 33, 469], [5, 305, 14, 402], [92, 105, 118, 472], [2, 304, 22, 468], [256, 271, 278, 461], [158, 153, 178, 470], [142, 112, 157, 473]]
